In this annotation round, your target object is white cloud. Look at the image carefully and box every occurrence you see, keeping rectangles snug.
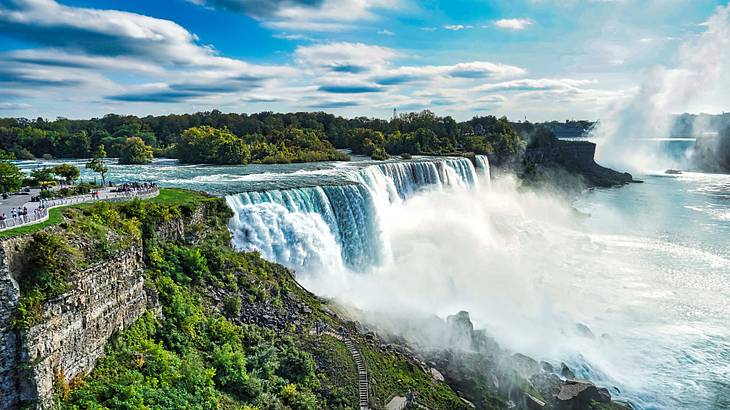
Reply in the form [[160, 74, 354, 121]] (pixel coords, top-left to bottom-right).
[[493, 18, 534, 31], [192, 0, 402, 32], [0, 102, 32, 110], [443, 24, 471, 31], [475, 78, 596, 92], [378, 29, 395, 36], [272, 32, 313, 41], [294, 42, 398, 71]]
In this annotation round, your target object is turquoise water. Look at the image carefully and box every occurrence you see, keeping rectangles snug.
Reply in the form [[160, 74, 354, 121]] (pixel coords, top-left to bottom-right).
[[573, 172, 729, 409], [13, 155, 729, 409]]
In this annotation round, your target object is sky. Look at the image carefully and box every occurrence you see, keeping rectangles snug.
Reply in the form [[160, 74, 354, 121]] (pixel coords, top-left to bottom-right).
[[0, 0, 727, 121]]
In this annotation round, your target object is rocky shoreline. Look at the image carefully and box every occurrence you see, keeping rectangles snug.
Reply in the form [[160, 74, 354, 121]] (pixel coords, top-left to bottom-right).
[[337, 308, 634, 410]]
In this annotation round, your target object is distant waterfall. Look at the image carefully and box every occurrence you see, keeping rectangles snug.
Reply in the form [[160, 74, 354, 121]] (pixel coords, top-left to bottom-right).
[[226, 157, 486, 274], [475, 155, 491, 186]]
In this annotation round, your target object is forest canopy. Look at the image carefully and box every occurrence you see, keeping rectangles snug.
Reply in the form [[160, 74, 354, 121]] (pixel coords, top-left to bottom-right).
[[0, 110, 530, 164]]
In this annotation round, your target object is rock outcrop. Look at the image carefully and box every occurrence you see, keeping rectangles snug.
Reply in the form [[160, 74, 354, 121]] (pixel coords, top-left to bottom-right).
[[0, 241, 149, 410], [525, 139, 633, 188], [0, 199, 216, 409]]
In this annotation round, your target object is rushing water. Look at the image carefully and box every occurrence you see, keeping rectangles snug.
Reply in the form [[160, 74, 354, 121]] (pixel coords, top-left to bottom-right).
[[14, 152, 730, 409]]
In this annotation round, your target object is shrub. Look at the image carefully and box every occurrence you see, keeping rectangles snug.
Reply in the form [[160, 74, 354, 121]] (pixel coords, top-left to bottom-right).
[[223, 295, 242, 317]]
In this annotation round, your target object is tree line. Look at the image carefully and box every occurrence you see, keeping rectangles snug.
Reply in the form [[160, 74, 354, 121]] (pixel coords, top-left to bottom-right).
[[0, 110, 529, 164]]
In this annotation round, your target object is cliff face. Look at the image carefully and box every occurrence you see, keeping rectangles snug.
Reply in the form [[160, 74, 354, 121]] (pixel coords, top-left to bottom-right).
[[524, 139, 633, 188], [11, 249, 147, 408], [0, 198, 209, 409], [0, 237, 25, 408]]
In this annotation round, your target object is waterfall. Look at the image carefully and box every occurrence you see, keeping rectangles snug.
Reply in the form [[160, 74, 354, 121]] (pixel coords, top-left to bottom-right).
[[475, 155, 491, 186], [226, 157, 486, 275]]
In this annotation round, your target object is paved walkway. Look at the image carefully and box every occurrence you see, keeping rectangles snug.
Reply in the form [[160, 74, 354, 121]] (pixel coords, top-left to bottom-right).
[[0, 187, 159, 232]]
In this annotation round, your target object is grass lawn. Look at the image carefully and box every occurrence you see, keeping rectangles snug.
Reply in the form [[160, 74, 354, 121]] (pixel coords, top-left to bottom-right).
[[0, 188, 209, 239], [145, 187, 210, 207]]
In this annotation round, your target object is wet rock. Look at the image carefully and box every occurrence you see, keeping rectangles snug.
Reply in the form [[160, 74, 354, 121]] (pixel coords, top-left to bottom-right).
[[446, 311, 475, 349], [525, 392, 547, 409], [540, 361, 554, 373], [529, 372, 562, 401], [491, 374, 500, 390], [597, 387, 612, 402], [512, 353, 541, 379], [575, 323, 596, 339], [612, 399, 634, 409], [560, 362, 576, 379], [556, 380, 611, 409]]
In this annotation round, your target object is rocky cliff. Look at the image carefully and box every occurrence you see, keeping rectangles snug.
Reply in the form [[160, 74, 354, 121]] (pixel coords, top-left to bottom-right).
[[0, 191, 215, 409], [524, 139, 633, 188]]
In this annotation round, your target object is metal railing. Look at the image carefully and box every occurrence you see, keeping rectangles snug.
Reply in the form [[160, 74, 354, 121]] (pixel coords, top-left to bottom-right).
[[0, 187, 159, 232]]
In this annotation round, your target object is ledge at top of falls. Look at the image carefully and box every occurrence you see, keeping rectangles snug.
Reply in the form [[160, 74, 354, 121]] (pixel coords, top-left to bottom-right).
[[224, 156, 484, 195]]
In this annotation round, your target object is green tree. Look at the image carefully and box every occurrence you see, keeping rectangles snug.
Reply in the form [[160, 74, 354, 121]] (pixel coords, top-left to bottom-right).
[[177, 126, 250, 165], [30, 167, 56, 185], [0, 161, 24, 193], [86, 145, 109, 186], [0, 149, 15, 160], [118, 137, 154, 165], [52, 164, 80, 184]]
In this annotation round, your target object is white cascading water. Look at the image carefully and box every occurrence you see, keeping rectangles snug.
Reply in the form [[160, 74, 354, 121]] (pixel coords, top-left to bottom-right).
[[475, 154, 491, 187], [226, 157, 480, 275]]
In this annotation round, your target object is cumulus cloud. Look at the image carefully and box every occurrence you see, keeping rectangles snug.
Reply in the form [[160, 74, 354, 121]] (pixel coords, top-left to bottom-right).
[[0, 0, 293, 103], [190, 0, 400, 31], [375, 61, 527, 84], [493, 18, 534, 30], [294, 42, 398, 72], [0, 1, 621, 118], [186, 0, 324, 18]]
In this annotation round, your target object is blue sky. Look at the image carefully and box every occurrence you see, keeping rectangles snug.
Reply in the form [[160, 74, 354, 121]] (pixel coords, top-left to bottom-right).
[[0, 0, 727, 121]]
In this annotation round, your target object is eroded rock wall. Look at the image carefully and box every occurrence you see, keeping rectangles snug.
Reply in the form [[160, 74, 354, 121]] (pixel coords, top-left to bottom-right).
[[0, 244, 148, 410]]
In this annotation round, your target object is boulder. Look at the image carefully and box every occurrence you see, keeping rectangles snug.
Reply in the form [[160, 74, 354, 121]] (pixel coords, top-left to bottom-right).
[[512, 353, 541, 379], [560, 362, 576, 380], [529, 372, 562, 401], [446, 311, 475, 349], [430, 367, 445, 382], [575, 323, 595, 339], [540, 361, 554, 373], [556, 380, 611, 410]]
